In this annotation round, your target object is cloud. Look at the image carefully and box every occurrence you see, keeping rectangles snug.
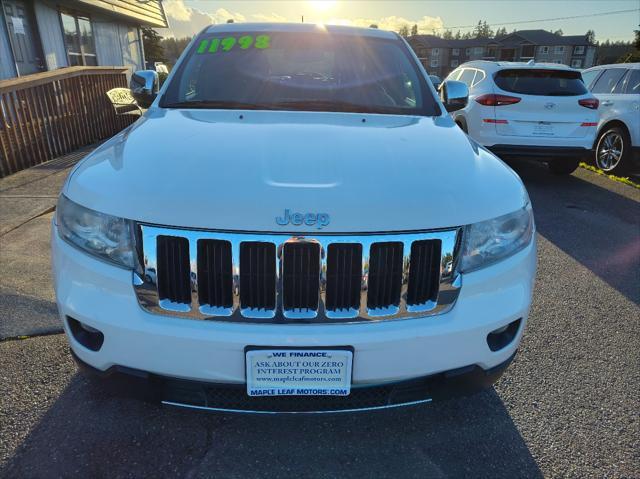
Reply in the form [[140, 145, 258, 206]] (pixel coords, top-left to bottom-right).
[[334, 15, 444, 34], [158, 1, 246, 38]]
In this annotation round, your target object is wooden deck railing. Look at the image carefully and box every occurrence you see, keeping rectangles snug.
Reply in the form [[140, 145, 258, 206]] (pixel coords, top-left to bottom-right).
[[0, 67, 138, 177]]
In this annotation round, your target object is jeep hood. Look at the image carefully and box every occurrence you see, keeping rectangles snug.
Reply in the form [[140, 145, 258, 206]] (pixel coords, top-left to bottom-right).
[[65, 109, 529, 232]]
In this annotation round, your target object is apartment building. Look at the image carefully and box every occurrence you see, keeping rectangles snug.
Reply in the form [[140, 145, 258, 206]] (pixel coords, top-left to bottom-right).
[[408, 29, 597, 79]]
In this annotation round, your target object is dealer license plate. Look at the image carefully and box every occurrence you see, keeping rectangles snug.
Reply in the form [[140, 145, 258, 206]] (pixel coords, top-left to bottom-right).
[[245, 348, 353, 397]]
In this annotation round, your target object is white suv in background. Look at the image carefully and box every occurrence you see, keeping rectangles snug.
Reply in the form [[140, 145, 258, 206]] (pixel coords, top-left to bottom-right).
[[581, 63, 640, 174], [444, 61, 599, 175]]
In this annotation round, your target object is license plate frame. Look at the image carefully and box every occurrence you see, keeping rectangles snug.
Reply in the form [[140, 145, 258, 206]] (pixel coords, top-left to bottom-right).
[[244, 346, 354, 397]]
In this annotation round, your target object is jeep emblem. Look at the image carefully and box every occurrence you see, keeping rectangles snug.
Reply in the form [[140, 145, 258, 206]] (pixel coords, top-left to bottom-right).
[[276, 209, 330, 229]]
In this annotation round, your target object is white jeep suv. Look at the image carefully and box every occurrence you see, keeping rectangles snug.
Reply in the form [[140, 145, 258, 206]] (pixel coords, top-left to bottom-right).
[[52, 24, 536, 413], [444, 61, 599, 175]]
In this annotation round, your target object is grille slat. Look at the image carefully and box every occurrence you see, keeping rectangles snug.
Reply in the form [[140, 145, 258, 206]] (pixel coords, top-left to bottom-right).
[[283, 242, 320, 312], [157, 236, 191, 304], [240, 242, 276, 311], [367, 242, 403, 310], [197, 240, 233, 308], [407, 240, 442, 306], [326, 243, 362, 312]]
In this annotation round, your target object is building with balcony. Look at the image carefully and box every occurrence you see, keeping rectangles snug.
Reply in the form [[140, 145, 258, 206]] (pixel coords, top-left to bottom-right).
[[0, 0, 167, 80], [408, 29, 597, 79]]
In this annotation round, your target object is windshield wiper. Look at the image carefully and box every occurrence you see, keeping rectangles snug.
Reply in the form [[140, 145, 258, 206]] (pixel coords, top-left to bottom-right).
[[161, 100, 277, 110]]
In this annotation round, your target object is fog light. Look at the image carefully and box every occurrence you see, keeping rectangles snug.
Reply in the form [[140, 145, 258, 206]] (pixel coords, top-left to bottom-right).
[[487, 318, 521, 352], [67, 317, 104, 351]]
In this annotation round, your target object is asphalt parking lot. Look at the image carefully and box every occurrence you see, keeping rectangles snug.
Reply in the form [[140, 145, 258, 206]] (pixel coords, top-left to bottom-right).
[[0, 157, 638, 478]]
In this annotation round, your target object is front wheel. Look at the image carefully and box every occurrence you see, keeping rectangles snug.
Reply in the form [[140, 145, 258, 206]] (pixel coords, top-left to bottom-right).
[[595, 127, 630, 174], [548, 159, 580, 175]]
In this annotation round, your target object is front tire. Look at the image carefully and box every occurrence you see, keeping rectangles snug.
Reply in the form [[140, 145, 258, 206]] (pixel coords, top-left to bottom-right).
[[548, 158, 579, 175], [595, 127, 630, 175]]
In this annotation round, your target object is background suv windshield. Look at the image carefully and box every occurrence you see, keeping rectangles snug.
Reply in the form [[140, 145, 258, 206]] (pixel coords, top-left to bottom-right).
[[161, 31, 439, 116]]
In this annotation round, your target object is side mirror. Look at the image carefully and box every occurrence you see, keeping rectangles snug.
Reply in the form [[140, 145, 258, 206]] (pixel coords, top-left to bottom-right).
[[130, 70, 159, 108], [440, 80, 469, 113]]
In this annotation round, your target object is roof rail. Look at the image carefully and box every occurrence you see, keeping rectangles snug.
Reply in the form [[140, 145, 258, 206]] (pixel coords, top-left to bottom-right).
[[526, 59, 535, 65]]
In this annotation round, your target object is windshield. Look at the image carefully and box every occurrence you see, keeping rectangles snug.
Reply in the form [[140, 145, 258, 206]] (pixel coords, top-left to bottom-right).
[[494, 69, 588, 96], [161, 30, 440, 116]]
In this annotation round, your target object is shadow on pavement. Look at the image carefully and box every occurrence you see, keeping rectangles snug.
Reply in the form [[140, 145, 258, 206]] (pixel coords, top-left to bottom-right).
[[510, 161, 640, 304], [1, 371, 542, 478]]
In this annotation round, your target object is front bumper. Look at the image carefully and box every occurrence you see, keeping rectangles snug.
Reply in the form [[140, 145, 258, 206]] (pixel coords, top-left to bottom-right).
[[71, 347, 517, 413], [52, 222, 536, 407]]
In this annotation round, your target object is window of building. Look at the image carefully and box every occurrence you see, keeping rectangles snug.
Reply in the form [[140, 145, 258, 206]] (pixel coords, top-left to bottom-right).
[[452, 48, 459, 56], [539, 46, 549, 55], [553, 46, 565, 54], [485, 46, 496, 58], [473, 47, 483, 55], [450, 59, 459, 67], [465, 48, 471, 55], [431, 48, 440, 56], [521, 45, 535, 58], [574, 45, 585, 55], [60, 12, 97, 66], [553, 60, 563, 64], [571, 59, 582, 68], [430, 58, 439, 67]]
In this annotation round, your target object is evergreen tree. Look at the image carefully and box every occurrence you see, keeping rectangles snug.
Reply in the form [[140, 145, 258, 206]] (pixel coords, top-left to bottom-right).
[[398, 24, 410, 37], [142, 27, 166, 65], [411, 24, 418, 36], [586, 30, 596, 44]]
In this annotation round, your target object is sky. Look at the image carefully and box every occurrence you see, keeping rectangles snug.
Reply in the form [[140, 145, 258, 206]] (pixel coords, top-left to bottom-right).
[[156, 0, 640, 42]]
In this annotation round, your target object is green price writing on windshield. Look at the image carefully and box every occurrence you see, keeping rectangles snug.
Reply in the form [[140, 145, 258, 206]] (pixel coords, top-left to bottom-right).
[[196, 35, 271, 54]]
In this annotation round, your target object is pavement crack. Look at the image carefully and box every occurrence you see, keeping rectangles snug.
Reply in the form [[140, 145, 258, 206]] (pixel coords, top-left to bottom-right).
[[0, 206, 56, 238]]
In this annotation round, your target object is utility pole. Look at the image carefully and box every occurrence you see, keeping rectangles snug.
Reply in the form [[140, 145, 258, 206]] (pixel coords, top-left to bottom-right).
[[301, 15, 304, 23]]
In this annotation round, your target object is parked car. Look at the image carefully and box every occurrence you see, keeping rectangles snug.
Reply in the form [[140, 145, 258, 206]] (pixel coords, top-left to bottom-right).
[[429, 74, 442, 90], [581, 63, 640, 174], [53, 23, 536, 414], [444, 61, 599, 175]]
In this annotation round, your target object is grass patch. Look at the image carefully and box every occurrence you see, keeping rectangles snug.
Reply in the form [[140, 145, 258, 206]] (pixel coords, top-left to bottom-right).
[[579, 163, 640, 189]]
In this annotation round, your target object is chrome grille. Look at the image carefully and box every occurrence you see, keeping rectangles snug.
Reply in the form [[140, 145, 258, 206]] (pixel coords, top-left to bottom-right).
[[134, 225, 462, 323]]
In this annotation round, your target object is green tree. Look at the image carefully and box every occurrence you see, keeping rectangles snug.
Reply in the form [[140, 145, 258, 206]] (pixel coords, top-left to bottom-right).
[[442, 29, 453, 40], [454, 30, 462, 40], [634, 29, 640, 49], [142, 27, 166, 65], [586, 29, 596, 44], [411, 24, 418, 36], [553, 29, 564, 36], [495, 27, 508, 37], [398, 24, 410, 37]]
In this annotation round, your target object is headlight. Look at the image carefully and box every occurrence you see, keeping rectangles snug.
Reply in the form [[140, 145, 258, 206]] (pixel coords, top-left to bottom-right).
[[56, 195, 135, 269], [460, 203, 534, 273]]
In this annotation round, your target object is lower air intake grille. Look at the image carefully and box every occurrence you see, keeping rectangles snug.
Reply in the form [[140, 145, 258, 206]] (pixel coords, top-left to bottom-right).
[[325, 243, 362, 312], [156, 235, 191, 304], [197, 239, 233, 308], [406, 240, 442, 306], [367, 242, 404, 310], [240, 242, 276, 311]]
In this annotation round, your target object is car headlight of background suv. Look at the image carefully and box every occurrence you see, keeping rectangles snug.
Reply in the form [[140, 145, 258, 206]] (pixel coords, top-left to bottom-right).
[[460, 203, 534, 273], [56, 195, 135, 269]]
